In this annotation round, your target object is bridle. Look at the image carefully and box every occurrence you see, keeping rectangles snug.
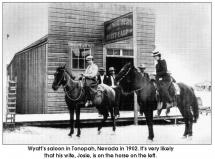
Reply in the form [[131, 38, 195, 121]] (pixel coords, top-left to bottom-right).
[[117, 66, 145, 94], [117, 66, 132, 82], [55, 69, 83, 101]]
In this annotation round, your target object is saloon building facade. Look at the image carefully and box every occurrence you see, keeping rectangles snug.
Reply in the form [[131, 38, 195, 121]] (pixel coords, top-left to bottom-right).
[[7, 3, 155, 114]]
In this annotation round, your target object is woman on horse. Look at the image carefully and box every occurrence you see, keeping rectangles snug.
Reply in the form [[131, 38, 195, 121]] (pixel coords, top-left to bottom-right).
[[153, 51, 174, 112], [83, 55, 98, 107]]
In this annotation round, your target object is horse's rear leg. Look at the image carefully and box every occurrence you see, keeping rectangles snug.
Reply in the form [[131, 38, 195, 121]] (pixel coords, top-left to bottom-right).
[[187, 111, 193, 137], [98, 114, 108, 134], [110, 109, 116, 132], [68, 107, 75, 137], [183, 119, 189, 138], [75, 105, 81, 137], [144, 110, 154, 141]]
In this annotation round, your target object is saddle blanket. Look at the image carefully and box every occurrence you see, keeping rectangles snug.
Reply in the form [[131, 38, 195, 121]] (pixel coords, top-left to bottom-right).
[[97, 84, 115, 96]]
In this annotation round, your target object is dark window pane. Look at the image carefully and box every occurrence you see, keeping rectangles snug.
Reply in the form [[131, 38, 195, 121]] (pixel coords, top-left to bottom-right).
[[79, 58, 84, 69], [123, 49, 133, 56], [72, 59, 78, 68]]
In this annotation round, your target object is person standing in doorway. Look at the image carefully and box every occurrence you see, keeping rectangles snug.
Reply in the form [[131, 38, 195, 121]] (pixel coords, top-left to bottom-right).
[[107, 67, 120, 118], [97, 67, 109, 85], [138, 64, 150, 80]]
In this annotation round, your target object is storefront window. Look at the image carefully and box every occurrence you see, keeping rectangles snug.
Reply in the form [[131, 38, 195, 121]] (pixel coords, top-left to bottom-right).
[[123, 49, 133, 56], [72, 48, 90, 69], [107, 49, 120, 56]]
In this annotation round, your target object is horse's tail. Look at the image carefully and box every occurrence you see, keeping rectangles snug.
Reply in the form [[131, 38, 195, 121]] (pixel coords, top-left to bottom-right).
[[191, 89, 199, 122]]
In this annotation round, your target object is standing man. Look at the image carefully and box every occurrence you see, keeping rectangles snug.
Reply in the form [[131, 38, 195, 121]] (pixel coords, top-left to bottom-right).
[[83, 55, 98, 107], [138, 64, 150, 80], [138, 64, 150, 116], [107, 67, 120, 118], [107, 67, 116, 87], [153, 51, 174, 114], [97, 67, 109, 85]]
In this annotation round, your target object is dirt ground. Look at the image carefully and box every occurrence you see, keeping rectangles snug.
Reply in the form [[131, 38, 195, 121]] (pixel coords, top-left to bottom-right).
[[3, 113, 211, 145]]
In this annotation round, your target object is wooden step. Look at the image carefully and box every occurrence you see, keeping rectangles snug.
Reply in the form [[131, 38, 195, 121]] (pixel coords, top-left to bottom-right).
[[7, 102, 16, 105], [6, 112, 16, 115]]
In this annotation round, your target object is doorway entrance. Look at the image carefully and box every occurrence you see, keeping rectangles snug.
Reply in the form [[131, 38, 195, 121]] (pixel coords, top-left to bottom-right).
[[106, 57, 134, 111]]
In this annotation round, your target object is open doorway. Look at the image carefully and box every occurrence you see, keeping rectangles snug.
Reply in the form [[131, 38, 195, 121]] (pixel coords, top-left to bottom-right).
[[106, 57, 134, 111]]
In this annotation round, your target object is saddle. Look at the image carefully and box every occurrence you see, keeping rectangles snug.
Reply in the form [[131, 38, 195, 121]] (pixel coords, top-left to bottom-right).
[[153, 80, 180, 104]]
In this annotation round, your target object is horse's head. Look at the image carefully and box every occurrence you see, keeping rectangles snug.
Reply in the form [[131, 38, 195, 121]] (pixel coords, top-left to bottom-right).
[[115, 63, 138, 92], [52, 65, 68, 91]]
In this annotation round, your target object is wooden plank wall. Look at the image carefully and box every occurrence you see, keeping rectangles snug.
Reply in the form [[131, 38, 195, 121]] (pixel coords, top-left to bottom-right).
[[7, 43, 47, 114], [47, 3, 133, 113], [136, 7, 155, 74]]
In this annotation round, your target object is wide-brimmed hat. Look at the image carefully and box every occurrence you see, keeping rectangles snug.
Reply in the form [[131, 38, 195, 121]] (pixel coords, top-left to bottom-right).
[[108, 67, 115, 72], [153, 51, 161, 57], [86, 55, 93, 60], [99, 67, 105, 72], [138, 64, 146, 69]]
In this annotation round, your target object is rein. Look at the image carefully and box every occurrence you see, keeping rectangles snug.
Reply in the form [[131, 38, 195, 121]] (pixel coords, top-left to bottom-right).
[[117, 67, 132, 82], [61, 70, 83, 101], [117, 65, 145, 95], [64, 82, 83, 101]]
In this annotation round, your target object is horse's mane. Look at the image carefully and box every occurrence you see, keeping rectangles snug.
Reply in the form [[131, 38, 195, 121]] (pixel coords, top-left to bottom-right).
[[115, 63, 132, 82], [57, 65, 76, 80]]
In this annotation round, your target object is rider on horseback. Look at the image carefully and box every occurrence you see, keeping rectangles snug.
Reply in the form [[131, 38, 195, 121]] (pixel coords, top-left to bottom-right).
[[83, 55, 98, 107], [153, 51, 176, 115]]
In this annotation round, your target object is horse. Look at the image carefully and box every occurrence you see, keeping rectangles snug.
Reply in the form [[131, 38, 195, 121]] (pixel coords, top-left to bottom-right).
[[115, 63, 199, 140], [52, 65, 117, 137]]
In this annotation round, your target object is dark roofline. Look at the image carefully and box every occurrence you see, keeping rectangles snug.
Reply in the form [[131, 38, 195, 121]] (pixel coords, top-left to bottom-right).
[[7, 35, 48, 67]]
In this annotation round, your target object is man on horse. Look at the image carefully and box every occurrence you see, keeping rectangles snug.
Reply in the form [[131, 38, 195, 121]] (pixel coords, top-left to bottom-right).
[[83, 55, 98, 107], [153, 51, 176, 115]]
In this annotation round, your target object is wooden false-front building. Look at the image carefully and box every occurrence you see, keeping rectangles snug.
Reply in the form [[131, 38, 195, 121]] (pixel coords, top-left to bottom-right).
[[7, 3, 155, 114]]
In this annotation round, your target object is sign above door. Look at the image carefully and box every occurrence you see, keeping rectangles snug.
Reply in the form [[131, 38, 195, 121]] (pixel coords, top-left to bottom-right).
[[104, 12, 133, 44]]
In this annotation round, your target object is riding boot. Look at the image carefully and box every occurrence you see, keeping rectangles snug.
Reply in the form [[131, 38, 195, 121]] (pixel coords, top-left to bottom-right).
[[157, 102, 163, 110], [166, 108, 171, 116], [85, 87, 93, 107], [156, 102, 163, 117]]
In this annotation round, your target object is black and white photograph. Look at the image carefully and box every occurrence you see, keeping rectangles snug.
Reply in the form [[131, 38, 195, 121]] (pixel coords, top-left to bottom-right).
[[1, 1, 212, 149]]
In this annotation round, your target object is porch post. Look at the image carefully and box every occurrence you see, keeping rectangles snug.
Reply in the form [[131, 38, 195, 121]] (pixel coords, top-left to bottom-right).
[[133, 7, 138, 125]]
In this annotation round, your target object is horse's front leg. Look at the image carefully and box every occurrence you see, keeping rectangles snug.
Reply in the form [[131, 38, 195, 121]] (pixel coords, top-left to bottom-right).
[[110, 108, 116, 132], [98, 113, 108, 134], [68, 107, 75, 137], [144, 110, 154, 141], [75, 104, 81, 137]]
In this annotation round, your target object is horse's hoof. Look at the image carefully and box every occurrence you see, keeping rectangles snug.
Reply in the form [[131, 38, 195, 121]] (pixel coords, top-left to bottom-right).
[[182, 135, 187, 139], [98, 130, 101, 135], [76, 134, 80, 137], [187, 136, 192, 140], [148, 137, 154, 141], [68, 133, 72, 137], [147, 138, 154, 143]]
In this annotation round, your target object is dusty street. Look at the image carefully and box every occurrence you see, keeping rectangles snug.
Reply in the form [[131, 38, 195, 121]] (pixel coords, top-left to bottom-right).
[[3, 113, 211, 145]]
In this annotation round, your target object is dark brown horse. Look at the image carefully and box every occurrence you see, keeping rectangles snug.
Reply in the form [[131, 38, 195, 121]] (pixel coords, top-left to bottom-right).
[[115, 63, 199, 140], [52, 65, 117, 137]]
